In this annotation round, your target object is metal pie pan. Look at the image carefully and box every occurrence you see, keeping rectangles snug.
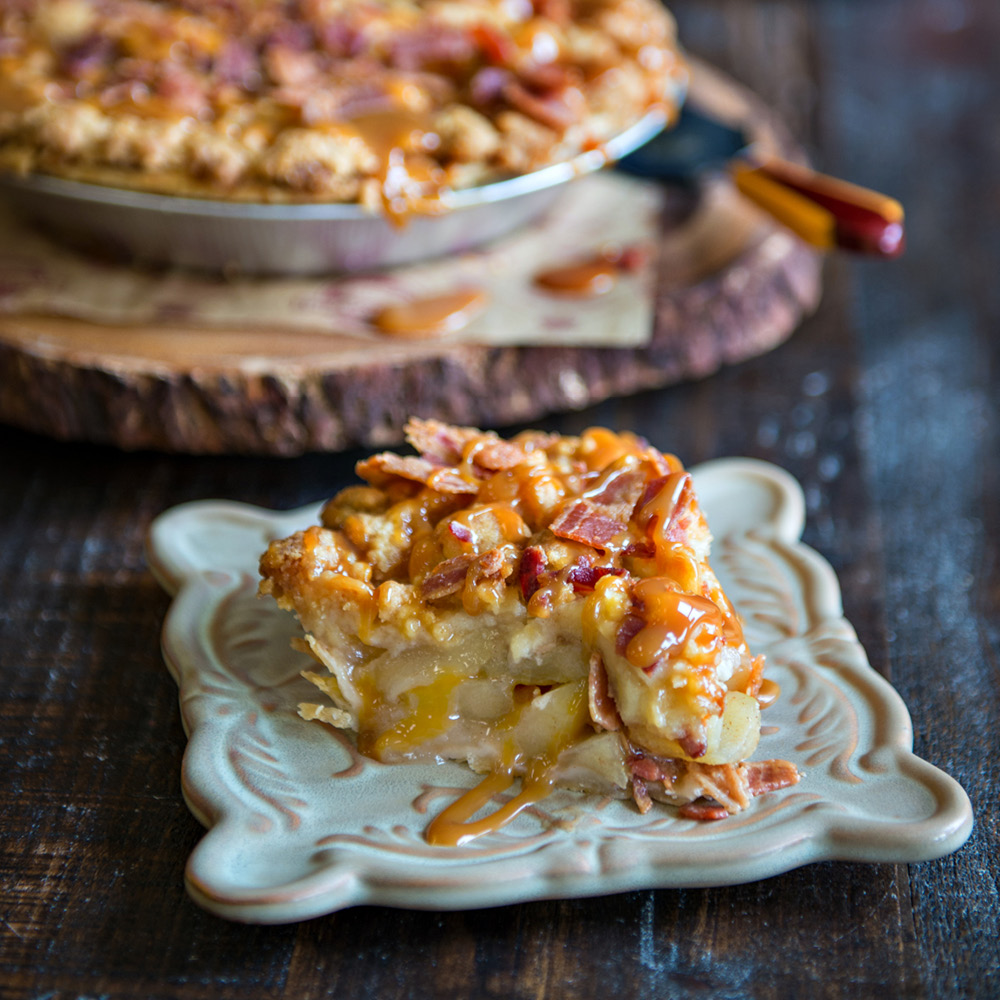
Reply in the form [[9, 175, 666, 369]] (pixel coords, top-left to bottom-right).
[[0, 103, 677, 276]]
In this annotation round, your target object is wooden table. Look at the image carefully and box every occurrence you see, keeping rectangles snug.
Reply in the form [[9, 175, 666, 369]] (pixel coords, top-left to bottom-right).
[[2, 2, 997, 996]]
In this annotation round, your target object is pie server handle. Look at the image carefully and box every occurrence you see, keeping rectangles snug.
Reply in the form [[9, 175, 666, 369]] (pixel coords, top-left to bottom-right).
[[617, 106, 904, 258], [730, 157, 905, 258]]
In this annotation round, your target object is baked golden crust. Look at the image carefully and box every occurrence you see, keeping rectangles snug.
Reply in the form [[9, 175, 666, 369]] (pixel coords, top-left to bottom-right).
[[0, 0, 685, 208], [260, 420, 798, 836]]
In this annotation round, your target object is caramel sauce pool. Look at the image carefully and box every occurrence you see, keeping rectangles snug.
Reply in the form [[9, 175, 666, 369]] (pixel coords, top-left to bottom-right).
[[373, 289, 488, 338], [533, 259, 619, 297]]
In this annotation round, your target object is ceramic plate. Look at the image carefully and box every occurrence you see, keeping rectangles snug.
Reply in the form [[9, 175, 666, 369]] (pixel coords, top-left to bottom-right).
[[147, 459, 972, 923]]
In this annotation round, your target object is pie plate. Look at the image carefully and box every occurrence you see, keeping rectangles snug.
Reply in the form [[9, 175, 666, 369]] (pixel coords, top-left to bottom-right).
[[0, 102, 677, 276], [147, 458, 972, 923]]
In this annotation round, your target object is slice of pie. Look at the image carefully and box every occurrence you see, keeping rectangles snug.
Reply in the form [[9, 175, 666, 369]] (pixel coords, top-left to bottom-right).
[[259, 419, 798, 843]]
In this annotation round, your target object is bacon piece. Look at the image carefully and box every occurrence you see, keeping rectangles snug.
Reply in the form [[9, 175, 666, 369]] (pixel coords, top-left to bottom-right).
[[688, 763, 750, 811], [156, 65, 209, 117], [533, 0, 572, 25], [404, 418, 480, 465], [472, 24, 517, 66], [678, 732, 708, 760], [518, 545, 546, 600], [745, 759, 800, 796], [470, 66, 513, 106], [623, 539, 655, 559], [566, 557, 625, 593], [631, 775, 653, 814], [627, 754, 681, 785], [356, 453, 475, 495], [474, 440, 528, 472], [551, 465, 650, 548], [214, 39, 259, 89], [589, 466, 648, 507], [265, 22, 315, 51], [503, 80, 583, 133], [549, 501, 626, 547], [389, 24, 477, 71], [615, 613, 644, 655], [420, 554, 474, 600], [475, 546, 512, 580], [61, 34, 115, 80], [626, 756, 798, 821], [517, 62, 574, 93], [587, 653, 621, 732], [448, 521, 473, 543], [678, 801, 730, 822]]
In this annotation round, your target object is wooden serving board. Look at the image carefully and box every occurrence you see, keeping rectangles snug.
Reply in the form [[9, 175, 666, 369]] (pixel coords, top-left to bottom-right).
[[0, 62, 822, 456]]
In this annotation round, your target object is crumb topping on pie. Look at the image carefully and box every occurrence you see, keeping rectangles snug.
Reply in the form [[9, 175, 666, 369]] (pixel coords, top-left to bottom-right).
[[0, 0, 686, 209], [260, 419, 798, 842]]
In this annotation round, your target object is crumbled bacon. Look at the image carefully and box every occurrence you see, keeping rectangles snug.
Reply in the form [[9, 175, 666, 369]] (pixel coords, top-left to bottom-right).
[[474, 440, 528, 472], [475, 546, 512, 579], [550, 465, 650, 547], [627, 754, 680, 784], [265, 21, 315, 52], [472, 24, 517, 66], [587, 653, 621, 731], [615, 613, 644, 655], [316, 19, 366, 58], [420, 554, 474, 600], [631, 775, 653, 814], [533, 0, 573, 25], [470, 66, 513, 106], [627, 755, 800, 821], [745, 759, 801, 796], [587, 466, 648, 508], [517, 62, 575, 94], [623, 539, 655, 559], [566, 557, 625, 593], [549, 500, 626, 547], [156, 65, 209, 117], [404, 418, 480, 465], [518, 546, 547, 600], [388, 24, 477, 72], [60, 34, 115, 80], [678, 732, 707, 760], [448, 521, 474, 543], [678, 801, 730, 821], [356, 453, 475, 495], [503, 79, 584, 133], [213, 39, 260, 89]]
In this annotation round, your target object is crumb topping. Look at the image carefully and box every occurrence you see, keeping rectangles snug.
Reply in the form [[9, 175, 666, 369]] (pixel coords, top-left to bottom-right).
[[0, 0, 685, 207]]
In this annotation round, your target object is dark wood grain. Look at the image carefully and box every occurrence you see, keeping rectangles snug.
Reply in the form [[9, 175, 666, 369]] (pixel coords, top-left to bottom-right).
[[1, 1, 998, 997]]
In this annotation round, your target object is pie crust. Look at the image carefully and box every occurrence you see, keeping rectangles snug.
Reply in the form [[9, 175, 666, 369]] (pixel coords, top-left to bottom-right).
[[259, 420, 799, 842]]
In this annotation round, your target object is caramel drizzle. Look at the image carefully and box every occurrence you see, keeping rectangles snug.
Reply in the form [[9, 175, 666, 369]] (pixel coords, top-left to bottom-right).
[[424, 765, 555, 847]]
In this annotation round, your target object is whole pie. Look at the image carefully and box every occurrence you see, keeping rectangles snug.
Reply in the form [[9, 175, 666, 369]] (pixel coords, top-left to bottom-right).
[[259, 420, 799, 843], [0, 0, 686, 210]]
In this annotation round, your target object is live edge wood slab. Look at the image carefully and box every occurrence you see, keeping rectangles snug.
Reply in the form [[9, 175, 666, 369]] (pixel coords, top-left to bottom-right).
[[0, 61, 821, 455]]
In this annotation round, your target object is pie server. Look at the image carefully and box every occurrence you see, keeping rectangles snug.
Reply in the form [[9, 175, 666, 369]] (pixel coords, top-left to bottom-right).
[[617, 104, 905, 258]]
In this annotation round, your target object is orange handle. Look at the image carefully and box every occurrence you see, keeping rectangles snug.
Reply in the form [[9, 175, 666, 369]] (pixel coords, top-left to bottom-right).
[[730, 157, 905, 258]]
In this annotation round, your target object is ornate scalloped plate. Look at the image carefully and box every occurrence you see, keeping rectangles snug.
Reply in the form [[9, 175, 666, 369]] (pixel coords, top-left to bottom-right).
[[147, 459, 972, 923]]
